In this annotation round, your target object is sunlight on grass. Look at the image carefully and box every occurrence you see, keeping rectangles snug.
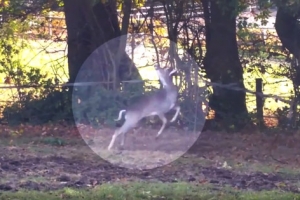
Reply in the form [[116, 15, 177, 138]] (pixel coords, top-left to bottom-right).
[[0, 39, 68, 83], [0, 39, 69, 112], [19, 39, 68, 82], [243, 65, 293, 112]]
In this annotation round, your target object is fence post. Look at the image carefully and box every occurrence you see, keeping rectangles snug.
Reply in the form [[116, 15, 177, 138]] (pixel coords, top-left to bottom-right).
[[256, 78, 264, 129], [48, 11, 53, 37]]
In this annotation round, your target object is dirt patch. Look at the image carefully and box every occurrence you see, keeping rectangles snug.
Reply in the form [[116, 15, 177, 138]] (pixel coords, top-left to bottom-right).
[[0, 155, 299, 192], [1, 124, 300, 193], [79, 126, 200, 169], [77, 124, 199, 151], [0, 149, 299, 193]]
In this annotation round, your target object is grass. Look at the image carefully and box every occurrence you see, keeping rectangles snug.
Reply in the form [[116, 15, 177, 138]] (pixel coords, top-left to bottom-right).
[[1, 182, 299, 200], [0, 39, 68, 83], [0, 39, 68, 115]]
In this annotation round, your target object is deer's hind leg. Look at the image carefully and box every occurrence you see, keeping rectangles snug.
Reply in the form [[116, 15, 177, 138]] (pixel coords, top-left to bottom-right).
[[156, 114, 168, 138], [120, 117, 141, 146], [170, 105, 180, 123]]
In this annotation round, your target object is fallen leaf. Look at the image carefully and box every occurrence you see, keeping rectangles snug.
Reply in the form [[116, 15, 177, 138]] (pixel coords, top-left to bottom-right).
[[41, 132, 47, 136]]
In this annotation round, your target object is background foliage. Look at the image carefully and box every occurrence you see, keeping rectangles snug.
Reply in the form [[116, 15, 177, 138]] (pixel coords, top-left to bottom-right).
[[0, 0, 298, 132]]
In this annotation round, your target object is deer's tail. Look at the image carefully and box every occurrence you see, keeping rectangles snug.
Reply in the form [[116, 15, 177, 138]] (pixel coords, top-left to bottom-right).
[[114, 110, 126, 121]]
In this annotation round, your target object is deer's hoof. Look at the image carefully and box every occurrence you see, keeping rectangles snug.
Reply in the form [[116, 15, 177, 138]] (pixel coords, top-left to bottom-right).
[[108, 145, 113, 150]]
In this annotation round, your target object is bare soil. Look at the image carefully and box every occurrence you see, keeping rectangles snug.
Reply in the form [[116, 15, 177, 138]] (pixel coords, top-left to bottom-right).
[[0, 123, 300, 193]]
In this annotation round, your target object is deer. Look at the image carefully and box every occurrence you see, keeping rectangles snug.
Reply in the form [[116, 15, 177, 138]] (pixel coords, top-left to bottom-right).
[[107, 64, 180, 150]]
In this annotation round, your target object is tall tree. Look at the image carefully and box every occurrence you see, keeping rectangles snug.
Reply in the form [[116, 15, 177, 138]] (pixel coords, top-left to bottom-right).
[[63, 0, 141, 86], [202, 0, 249, 130], [275, 1, 300, 71], [274, 0, 300, 126], [63, 0, 145, 124]]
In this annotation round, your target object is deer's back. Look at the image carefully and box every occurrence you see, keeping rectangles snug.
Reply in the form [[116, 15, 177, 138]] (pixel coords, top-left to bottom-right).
[[126, 88, 177, 116]]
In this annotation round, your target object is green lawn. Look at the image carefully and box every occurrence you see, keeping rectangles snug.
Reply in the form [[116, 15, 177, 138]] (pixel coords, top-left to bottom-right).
[[0, 39, 68, 83], [1, 182, 299, 200], [243, 67, 293, 112]]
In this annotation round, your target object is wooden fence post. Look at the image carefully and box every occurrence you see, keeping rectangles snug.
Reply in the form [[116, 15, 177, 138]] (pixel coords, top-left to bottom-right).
[[256, 78, 264, 129], [48, 11, 53, 37]]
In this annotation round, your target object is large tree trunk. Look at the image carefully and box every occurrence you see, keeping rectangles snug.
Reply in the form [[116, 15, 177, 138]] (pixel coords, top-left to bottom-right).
[[63, 0, 143, 124], [275, 5, 300, 57], [275, 5, 300, 71], [202, 0, 249, 130], [63, 0, 90, 84], [275, 4, 300, 127], [63, 0, 141, 85]]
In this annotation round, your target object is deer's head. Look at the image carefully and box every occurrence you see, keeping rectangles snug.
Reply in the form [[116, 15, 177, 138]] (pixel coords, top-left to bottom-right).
[[154, 64, 177, 87]]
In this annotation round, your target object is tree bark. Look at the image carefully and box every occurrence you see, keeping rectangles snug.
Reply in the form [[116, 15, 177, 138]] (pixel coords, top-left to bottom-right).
[[63, 0, 143, 124], [63, 0, 141, 85], [275, 3, 300, 127], [275, 2, 300, 68], [275, 6, 300, 59], [63, 0, 90, 84], [202, 0, 249, 130]]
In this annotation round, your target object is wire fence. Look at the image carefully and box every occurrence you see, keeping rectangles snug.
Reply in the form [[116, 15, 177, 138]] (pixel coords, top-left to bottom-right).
[[0, 75, 293, 128]]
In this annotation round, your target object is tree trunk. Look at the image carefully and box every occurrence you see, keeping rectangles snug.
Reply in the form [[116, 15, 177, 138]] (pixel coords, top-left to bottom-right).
[[275, 5, 300, 68], [202, 0, 249, 130], [63, 0, 90, 84], [63, 0, 143, 124], [63, 0, 141, 85], [275, 4, 300, 127], [275, 5, 300, 57]]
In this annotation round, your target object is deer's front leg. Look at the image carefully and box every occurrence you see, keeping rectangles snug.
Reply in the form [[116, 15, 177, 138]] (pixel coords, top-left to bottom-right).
[[108, 129, 121, 150], [170, 105, 180, 123]]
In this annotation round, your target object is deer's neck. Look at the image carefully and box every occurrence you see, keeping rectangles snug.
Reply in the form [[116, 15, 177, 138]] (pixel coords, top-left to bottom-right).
[[162, 83, 177, 92]]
